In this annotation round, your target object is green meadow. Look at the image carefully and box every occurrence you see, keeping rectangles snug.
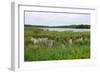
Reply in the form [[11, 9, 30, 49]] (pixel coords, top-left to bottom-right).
[[24, 26, 90, 61]]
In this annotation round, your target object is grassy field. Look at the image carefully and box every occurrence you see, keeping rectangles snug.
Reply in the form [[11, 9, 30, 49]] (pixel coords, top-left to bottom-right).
[[24, 26, 90, 61]]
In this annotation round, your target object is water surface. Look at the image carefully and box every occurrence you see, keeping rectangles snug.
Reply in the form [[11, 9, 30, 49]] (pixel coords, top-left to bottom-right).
[[41, 28, 90, 32]]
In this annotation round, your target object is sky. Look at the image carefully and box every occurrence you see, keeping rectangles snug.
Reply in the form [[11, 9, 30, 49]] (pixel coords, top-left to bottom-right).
[[25, 11, 90, 26]]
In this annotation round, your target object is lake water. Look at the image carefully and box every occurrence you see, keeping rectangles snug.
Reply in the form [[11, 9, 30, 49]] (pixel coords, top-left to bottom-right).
[[41, 28, 90, 32]]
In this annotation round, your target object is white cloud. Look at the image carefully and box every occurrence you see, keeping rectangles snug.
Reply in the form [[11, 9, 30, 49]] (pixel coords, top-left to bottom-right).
[[25, 11, 90, 26]]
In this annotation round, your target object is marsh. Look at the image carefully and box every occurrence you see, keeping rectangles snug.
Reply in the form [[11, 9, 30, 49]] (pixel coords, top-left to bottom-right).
[[24, 26, 90, 61]]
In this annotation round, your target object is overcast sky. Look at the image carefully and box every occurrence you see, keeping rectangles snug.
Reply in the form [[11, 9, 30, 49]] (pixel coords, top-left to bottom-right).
[[25, 11, 90, 26]]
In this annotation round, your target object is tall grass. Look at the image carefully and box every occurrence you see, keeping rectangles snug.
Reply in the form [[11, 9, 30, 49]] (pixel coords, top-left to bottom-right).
[[24, 26, 90, 61]]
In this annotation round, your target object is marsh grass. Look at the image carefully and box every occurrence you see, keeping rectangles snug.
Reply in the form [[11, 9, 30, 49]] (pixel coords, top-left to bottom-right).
[[24, 26, 90, 61]]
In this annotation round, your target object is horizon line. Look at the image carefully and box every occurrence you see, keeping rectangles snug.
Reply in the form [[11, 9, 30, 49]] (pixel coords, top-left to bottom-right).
[[24, 24, 90, 26]]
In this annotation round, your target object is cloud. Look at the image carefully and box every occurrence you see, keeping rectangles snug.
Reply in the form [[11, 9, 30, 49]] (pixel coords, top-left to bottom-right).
[[25, 11, 90, 26]]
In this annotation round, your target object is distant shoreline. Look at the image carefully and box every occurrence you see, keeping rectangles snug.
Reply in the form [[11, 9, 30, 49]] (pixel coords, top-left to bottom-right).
[[24, 24, 90, 29]]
